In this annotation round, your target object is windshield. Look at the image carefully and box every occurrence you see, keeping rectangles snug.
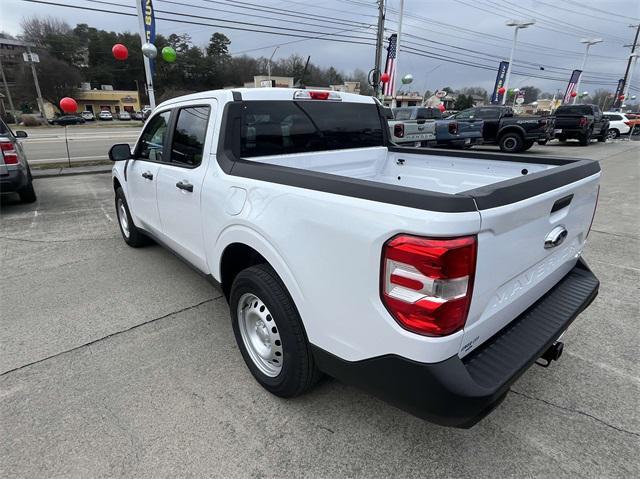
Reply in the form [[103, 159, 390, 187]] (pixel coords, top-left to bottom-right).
[[241, 101, 384, 158]]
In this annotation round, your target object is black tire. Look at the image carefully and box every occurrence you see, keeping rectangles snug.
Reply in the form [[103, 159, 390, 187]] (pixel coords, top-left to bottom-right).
[[579, 129, 592, 146], [230, 264, 321, 398], [557, 135, 567, 142], [18, 177, 37, 203], [605, 129, 619, 140], [498, 132, 524, 153], [521, 140, 535, 151], [114, 187, 150, 247]]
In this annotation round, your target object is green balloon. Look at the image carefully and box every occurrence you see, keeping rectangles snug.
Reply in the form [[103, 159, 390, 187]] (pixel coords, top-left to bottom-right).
[[161, 46, 176, 62]]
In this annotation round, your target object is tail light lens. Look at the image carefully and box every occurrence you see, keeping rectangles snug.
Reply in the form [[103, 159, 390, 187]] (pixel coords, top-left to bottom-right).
[[448, 121, 458, 135], [394, 123, 405, 138], [579, 117, 588, 127], [538, 118, 548, 127], [0, 140, 18, 164], [624, 121, 631, 126], [381, 234, 477, 337]]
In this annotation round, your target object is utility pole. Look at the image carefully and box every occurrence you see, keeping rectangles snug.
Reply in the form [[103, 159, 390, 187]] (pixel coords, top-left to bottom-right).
[[136, 0, 156, 109], [391, 0, 404, 108], [373, 0, 385, 97], [25, 47, 45, 119], [617, 24, 640, 109], [0, 54, 15, 112]]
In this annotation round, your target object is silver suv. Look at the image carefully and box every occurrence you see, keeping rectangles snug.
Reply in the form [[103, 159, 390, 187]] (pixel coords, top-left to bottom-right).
[[0, 118, 36, 203]]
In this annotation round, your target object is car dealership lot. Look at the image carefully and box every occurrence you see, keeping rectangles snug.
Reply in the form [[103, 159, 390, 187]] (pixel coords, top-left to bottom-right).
[[1, 141, 638, 477]]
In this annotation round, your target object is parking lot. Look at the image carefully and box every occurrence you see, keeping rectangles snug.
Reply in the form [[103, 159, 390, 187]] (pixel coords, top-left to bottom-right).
[[1, 140, 639, 477]]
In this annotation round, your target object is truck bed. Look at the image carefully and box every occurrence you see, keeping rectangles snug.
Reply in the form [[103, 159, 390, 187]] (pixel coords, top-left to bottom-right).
[[251, 146, 559, 195]]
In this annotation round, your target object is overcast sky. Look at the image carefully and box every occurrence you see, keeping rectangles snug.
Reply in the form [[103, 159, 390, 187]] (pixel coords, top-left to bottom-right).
[[2, 0, 639, 95]]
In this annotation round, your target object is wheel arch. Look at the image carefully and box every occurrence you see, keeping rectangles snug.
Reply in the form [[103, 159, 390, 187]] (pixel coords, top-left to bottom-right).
[[213, 226, 305, 306], [497, 125, 526, 139]]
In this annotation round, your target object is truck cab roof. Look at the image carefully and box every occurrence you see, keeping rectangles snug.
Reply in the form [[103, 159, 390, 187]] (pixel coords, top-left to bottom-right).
[[156, 88, 375, 110]]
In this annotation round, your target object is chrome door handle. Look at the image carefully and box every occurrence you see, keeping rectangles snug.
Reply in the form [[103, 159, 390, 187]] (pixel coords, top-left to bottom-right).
[[176, 180, 193, 192]]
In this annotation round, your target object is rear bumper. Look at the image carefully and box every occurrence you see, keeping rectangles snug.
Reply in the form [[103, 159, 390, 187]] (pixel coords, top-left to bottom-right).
[[312, 258, 599, 428], [437, 136, 484, 146], [0, 168, 29, 194]]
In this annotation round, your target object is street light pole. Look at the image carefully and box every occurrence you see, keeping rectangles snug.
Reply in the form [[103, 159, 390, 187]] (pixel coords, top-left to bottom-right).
[[391, 0, 404, 108], [617, 24, 640, 109], [502, 20, 535, 105], [267, 46, 279, 84], [573, 38, 603, 104]]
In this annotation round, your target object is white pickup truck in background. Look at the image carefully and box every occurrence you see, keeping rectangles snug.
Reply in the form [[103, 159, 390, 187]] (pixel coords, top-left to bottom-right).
[[109, 88, 600, 427]]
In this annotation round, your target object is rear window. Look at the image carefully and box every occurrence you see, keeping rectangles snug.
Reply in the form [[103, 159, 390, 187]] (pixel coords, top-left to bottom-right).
[[604, 114, 623, 121], [556, 105, 592, 115], [240, 101, 384, 158], [393, 108, 415, 120]]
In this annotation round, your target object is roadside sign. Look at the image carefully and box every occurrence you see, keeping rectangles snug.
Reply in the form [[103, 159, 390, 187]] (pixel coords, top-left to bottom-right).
[[516, 97, 525, 104], [435, 90, 447, 98], [22, 52, 39, 63]]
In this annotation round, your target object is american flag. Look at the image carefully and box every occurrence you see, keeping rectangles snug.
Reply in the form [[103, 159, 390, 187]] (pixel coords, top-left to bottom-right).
[[563, 69, 582, 104], [383, 34, 397, 96]]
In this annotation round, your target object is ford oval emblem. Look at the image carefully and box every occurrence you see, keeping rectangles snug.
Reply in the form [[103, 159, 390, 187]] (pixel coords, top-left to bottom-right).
[[545, 225, 568, 249]]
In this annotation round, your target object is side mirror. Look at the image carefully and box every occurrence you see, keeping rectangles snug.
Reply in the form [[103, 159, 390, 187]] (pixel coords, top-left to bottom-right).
[[15, 130, 28, 138], [109, 143, 132, 161]]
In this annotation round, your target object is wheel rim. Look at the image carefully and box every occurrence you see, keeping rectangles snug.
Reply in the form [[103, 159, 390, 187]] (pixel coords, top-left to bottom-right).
[[117, 198, 130, 238], [237, 293, 283, 377], [504, 137, 517, 150], [606, 130, 617, 139]]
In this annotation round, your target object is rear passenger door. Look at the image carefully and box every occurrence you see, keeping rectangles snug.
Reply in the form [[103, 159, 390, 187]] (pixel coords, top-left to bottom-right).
[[156, 102, 215, 272]]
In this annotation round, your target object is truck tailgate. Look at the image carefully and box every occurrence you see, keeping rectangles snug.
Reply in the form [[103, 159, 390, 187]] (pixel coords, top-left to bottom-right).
[[459, 171, 600, 357]]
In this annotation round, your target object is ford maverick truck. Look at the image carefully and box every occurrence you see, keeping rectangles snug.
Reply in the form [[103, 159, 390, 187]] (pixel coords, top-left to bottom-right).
[[109, 88, 600, 427]]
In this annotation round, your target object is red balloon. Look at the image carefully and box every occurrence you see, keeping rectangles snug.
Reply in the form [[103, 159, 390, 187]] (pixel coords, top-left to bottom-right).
[[438, 103, 446, 112], [619, 94, 625, 100], [498, 87, 506, 95], [570, 91, 577, 97], [112, 43, 128, 61], [59, 97, 78, 114], [380, 72, 390, 83]]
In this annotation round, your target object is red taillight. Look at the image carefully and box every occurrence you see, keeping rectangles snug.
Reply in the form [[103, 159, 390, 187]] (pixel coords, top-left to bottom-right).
[[0, 140, 18, 164], [586, 185, 600, 238], [309, 91, 330, 100], [539, 118, 548, 127], [579, 117, 588, 127], [448, 121, 458, 135], [394, 123, 405, 138], [624, 121, 631, 126], [381, 234, 477, 337]]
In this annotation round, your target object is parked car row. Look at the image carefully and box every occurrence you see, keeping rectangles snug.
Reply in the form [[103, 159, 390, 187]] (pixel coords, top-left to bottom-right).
[[48, 109, 146, 124], [387, 103, 634, 153]]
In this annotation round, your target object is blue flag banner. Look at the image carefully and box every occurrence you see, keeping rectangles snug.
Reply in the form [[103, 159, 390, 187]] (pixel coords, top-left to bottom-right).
[[142, 0, 156, 73], [490, 61, 509, 104], [613, 78, 625, 108], [563, 70, 582, 104]]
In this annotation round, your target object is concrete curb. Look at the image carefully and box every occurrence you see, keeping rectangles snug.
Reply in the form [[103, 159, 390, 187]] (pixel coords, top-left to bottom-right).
[[32, 165, 112, 179]]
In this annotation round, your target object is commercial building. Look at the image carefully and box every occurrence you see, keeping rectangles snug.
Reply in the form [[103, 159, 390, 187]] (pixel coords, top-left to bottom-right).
[[73, 85, 141, 115]]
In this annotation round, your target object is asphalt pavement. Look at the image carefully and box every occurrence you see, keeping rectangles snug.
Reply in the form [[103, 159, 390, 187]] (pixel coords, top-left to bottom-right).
[[17, 124, 141, 165], [1, 140, 638, 478]]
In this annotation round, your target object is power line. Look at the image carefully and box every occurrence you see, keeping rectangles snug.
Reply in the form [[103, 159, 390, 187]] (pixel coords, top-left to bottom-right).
[[563, 0, 640, 22]]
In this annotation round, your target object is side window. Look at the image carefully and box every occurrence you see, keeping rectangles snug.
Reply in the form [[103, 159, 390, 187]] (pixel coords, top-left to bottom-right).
[[137, 111, 171, 162], [170, 106, 210, 167], [455, 109, 475, 120]]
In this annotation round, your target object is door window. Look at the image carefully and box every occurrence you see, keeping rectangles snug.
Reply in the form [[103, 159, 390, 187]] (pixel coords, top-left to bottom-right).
[[170, 106, 210, 167], [454, 109, 475, 120], [137, 111, 171, 162]]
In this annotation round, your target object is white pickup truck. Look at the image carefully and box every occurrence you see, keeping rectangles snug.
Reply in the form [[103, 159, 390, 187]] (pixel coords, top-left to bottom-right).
[[109, 88, 600, 427]]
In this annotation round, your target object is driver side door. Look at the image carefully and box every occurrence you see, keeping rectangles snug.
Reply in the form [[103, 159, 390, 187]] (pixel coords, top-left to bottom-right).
[[127, 110, 171, 235]]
